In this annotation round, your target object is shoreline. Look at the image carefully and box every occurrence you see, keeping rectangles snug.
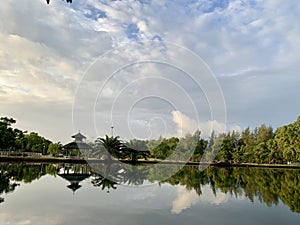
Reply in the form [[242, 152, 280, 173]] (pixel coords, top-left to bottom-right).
[[1, 156, 300, 169]]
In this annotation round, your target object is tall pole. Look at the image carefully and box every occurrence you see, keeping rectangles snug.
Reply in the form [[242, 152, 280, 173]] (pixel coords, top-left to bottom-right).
[[111, 126, 114, 137]]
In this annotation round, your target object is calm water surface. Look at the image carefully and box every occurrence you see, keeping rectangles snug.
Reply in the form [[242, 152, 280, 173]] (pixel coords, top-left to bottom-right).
[[0, 163, 299, 225]]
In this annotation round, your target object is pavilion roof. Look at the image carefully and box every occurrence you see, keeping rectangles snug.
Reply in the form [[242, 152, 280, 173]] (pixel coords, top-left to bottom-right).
[[71, 132, 86, 139], [63, 141, 91, 149]]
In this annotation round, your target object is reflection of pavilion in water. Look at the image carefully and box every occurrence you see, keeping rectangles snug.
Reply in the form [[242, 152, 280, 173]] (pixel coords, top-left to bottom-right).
[[58, 164, 91, 194]]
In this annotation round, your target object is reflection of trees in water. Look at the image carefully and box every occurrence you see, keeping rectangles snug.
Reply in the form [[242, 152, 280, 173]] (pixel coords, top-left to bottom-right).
[[0, 169, 19, 203], [161, 166, 300, 213], [0, 163, 46, 203], [89, 162, 300, 214], [91, 175, 118, 193], [0, 162, 300, 213], [89, 162, 150, 191], [122, 164, 149, 186], [90, 162, 123, 193]]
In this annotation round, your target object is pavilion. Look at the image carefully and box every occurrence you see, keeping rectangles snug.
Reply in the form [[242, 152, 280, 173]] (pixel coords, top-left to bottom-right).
[[63, 132, 91, 158]]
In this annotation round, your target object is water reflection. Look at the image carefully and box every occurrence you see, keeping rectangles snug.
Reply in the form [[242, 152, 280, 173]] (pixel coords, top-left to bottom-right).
[[0, 162, 300, 215], [58, 164, 91, 193]]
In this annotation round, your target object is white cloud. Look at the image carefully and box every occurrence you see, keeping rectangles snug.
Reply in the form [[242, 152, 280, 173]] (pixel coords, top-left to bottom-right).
[[172, 110, 241, 137], [0, 33, 76, 102], [0, 212, 59, 225], [0, 0, 299, 142], [172, 111, 198, 136]]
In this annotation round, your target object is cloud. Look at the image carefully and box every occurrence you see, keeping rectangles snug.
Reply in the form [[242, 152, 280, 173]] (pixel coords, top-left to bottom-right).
[[172, 110, 241, 137], [0, 0, 299, 142], [172, 111, 199, 136], [0, 212, 59, 225], [0, 34, 76, 102]]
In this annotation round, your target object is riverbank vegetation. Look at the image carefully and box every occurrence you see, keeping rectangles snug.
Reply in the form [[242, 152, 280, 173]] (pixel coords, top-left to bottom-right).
[[0, 117, 51, 155], [0, 116, 299, 164]]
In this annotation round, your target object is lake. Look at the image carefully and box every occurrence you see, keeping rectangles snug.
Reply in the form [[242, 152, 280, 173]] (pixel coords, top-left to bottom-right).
[[0, 162, 300, 225]]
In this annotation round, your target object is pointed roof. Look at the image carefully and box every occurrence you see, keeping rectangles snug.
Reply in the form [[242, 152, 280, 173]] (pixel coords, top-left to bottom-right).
[[71, 132, 86, 141], [64, 131, 90, 149]]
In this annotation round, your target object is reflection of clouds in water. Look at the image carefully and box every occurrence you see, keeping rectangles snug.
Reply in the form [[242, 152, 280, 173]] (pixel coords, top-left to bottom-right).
[[171, 185, 229, 214], [171, 186, 199, 214]]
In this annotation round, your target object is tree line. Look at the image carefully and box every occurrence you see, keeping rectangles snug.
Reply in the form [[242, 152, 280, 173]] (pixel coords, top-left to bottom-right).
[[0, 117, 51, 154], [94, 116, 300, 164], [211, 116, 300, 164], [1, 115, 299, 164]]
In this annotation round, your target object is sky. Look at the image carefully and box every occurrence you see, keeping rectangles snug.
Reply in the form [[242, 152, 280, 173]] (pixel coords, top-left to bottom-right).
[[0, 0, 300, 143]]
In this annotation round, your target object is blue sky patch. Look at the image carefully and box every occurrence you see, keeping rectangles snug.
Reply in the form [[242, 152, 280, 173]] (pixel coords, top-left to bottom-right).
[[83, 4, 107, 21], [124, 23, 140, 41]]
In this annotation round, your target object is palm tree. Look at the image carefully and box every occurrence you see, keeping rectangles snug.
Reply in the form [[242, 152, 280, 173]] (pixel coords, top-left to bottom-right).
[[96, 135, 125, 161]]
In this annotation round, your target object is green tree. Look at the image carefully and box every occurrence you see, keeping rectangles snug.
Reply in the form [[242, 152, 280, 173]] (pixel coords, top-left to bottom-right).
[[175, 131, 205, 161], [24, 132, 51, 153], [0, 117, 18, 150], [218, 133, 234, 162], [146, 137, 162, 152], [240, 127, 256, 163], [126, 139, 148, 151], [189, 130, 208, 162], [201, 131, 217, 163], [96, 135, 126, 160], [266, 139, 282, 164], [256, 124, 273, 144], [151, 137, 179, 160], [254, 142, 269, 163], [47, 143, 61, 156], [274, 116, 300, 163]]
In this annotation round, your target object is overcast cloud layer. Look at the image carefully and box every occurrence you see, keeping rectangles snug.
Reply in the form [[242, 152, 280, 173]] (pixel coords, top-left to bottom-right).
[[0, 0, 299, 143]]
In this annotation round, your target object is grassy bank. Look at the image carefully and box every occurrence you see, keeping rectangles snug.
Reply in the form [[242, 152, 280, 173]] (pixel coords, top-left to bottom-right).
[[0, 156, 87, 164]]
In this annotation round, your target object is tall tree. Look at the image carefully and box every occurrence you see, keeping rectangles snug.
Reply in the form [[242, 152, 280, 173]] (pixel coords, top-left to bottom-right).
[[96, 135, 126, 160], [0, 117, 18, 150], [274, 116, 300, 163], [47, 143, 61, 156], [256, 124, 273, 144], [24, 132, 51, 153], [240, 127, 256, 163], [151, 137, 179, 160]]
